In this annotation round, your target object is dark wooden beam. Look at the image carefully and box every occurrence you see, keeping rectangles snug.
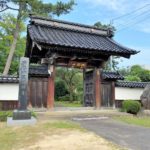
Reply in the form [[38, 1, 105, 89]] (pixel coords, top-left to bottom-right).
[[41, 53, 57, 64]]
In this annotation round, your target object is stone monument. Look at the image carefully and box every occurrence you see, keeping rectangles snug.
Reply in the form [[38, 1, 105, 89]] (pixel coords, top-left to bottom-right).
[[7, 57, 36, 126], [141, 84, 150, 109]]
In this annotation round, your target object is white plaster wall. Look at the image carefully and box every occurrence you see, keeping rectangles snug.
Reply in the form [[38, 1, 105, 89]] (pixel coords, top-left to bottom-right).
[[115, 87, 144, 100], [0, 83, 19, 101]]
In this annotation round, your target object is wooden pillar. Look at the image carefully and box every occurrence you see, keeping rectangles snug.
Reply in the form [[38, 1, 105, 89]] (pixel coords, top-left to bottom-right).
[[47, 65, 55, 109], [94, 68, 101, 109], [112, 81, 115, 108], [83, 68, 86, 106]]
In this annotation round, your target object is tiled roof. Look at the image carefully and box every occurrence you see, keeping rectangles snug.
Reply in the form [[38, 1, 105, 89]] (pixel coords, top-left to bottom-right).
[[26, 16, 138, 59], [29, 65, 49, 77], [30, 15, 111, 36], [0, 76, 19, 83], [102, 70, 124, 80], [115, 81, 150, 88], [0, 66, 49, 83]]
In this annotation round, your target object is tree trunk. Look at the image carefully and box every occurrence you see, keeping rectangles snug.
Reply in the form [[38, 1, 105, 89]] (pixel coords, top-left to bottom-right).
[[69, 85, 74, 102], [2, 3, 22, 76]]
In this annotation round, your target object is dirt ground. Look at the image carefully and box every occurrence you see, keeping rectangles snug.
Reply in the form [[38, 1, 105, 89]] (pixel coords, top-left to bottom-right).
[[19, 129, 120, 150], [0, 110, 125, 150], [18, 110, 124, 150]]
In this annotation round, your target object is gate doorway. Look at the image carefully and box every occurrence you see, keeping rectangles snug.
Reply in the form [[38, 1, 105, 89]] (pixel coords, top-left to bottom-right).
[[101, 82, 113, 107], [54, 67, 84, 108]]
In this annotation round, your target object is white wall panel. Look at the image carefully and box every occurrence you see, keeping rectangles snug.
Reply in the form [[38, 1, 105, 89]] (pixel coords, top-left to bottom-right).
[[0, 83, 19, 101], [115, 87, 144, 100]]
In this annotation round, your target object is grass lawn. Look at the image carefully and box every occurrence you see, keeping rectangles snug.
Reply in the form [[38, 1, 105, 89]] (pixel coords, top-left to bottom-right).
[[113, 115, 150, 128], [0, 120, 122, 150], [55, 101, 82, 107]]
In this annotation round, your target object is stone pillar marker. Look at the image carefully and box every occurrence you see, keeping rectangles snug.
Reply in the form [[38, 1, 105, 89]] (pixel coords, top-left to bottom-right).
[[13, 57, 31, 120], [7, 57, 37, 126], [18, 57, 29, 110]]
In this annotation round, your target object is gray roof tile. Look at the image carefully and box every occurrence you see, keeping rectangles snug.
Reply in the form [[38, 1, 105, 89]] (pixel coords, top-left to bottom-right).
[[28, 24, 137, 57], [115, 81, 150, 88], [102, 71, 124, 80], [0, 76, 19, 83]]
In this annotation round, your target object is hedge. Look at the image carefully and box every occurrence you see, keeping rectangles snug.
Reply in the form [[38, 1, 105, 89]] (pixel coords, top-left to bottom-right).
[[122, 100, 141, 115]]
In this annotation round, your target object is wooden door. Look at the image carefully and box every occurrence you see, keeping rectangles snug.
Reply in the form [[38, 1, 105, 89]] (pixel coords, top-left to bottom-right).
[[84, 71, 95, 106], [101, 82, 113, 107], [28, 78, 48, 108]]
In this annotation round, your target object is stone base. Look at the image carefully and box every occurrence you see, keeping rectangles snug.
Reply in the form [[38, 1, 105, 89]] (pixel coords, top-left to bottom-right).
[[13, 110, 31, 120], [7, 117, 37, 126]]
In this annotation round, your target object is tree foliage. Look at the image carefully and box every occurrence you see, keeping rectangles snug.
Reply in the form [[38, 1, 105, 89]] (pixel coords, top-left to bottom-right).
[[55, 67, 83, 102], [119, 65, 150, 82], [94, 21, 115, 31], [0, 0, 75, 75], [0, 13, 25, 74], [55, 80, 68, 100], [0, 0, 75, 19]]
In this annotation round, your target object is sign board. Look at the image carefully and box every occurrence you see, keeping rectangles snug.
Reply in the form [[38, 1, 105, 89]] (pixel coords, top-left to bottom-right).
[[18, 57, 29, 110]]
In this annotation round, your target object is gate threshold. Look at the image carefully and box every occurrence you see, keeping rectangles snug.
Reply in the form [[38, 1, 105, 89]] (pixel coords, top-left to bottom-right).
[[72, 116, 109, 121]]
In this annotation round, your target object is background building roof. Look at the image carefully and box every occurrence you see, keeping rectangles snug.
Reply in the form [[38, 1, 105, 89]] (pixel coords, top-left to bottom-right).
[[115, 81, 150, 88], [102, 70, 124, 80]]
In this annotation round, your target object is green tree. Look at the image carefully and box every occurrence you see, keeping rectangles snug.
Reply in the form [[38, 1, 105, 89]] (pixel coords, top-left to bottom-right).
[[56, 68, 83, 102], [125, 75, 141, 82], [104, 56, 121, 71], [118, 67, 130, 76], [0, 13, 25, 74], [119, 65, 150, 82], [94, 22, 115, 31], [55, 80, 68, 100], [129, 65, 150, 82], [0, 0, 75, 75]]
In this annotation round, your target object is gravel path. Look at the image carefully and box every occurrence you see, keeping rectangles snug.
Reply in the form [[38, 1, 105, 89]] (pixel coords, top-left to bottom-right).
[[75, 118, 150, 150]]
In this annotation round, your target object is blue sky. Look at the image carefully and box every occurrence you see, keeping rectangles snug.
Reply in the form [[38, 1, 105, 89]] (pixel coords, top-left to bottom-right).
[[5, 0, 150, 68], [45, 0, 150, 69]]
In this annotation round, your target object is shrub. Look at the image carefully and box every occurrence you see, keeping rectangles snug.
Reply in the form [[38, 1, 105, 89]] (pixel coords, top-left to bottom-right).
[[122, 100, 141, 115], [31, 111, 37, 118], [0, 111, 37, 122], [0, 111, 12, 121], [58, 95, 70, 101]]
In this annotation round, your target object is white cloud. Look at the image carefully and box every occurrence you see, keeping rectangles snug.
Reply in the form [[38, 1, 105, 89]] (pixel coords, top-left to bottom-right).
[[84, 0, 126, 12], [84, 0, 150, 14], [86, 0, 150, 33]]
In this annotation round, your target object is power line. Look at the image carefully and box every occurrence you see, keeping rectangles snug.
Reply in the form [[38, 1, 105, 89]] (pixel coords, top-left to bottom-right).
[[116, 14, 150, 33], [111, 3, 150, 23], [115, 8, 150, 28]]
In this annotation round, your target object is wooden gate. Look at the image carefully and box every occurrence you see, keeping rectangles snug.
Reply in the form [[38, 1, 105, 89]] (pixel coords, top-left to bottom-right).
[[101, 82, 113, 107], [28, 77, 48, 108], [84, 70, 95, 106]]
